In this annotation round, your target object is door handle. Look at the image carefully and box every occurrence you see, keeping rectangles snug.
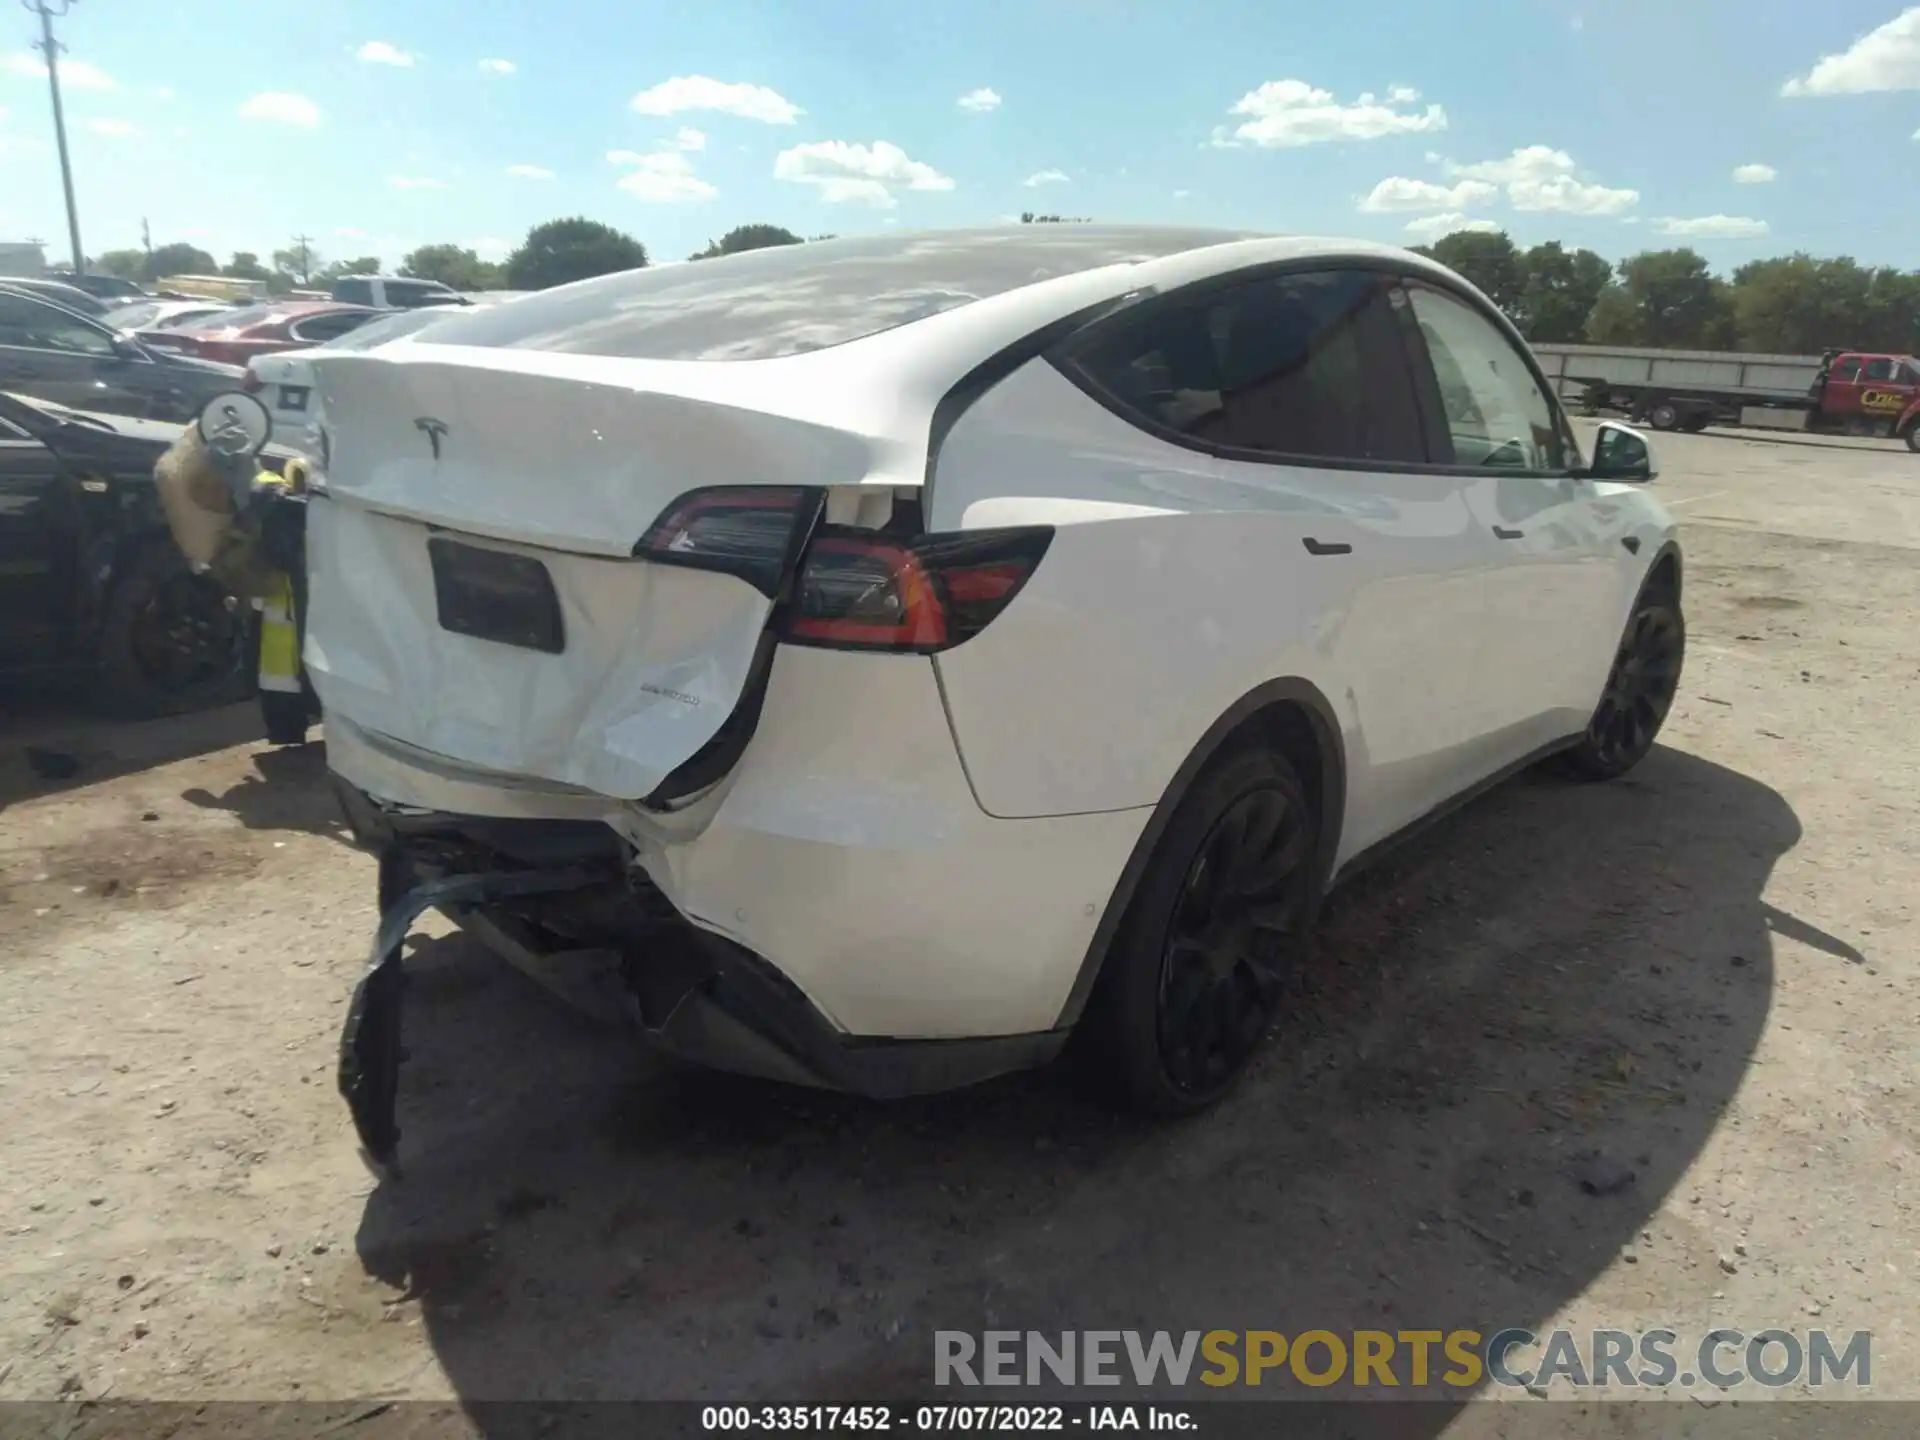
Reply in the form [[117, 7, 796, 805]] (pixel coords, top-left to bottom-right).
[[1301, 537, 1352, 556], [1493, 526, 1524, 540]]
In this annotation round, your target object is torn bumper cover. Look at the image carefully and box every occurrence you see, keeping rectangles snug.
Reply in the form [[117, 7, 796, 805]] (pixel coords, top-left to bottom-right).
[[336, 839, 1069, 1177], [336, 863, 609, 1173]]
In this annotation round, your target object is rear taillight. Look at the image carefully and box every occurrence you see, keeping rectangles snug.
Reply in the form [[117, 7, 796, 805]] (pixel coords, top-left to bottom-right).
[[634, 486, 820, 596], [782, 527, 1052, 653], [240, 370, 263, 393]]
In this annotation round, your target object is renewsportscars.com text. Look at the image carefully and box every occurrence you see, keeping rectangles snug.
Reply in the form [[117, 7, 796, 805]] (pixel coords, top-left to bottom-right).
[[934, 1328, 1872, 1391]]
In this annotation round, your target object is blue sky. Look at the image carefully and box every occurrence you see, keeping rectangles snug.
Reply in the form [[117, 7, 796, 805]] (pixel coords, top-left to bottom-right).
[[2, 0, 1918, 275]]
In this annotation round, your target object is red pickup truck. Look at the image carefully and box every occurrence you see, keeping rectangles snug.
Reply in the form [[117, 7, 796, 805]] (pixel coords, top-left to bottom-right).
[[1809, 350, 1920, 450]]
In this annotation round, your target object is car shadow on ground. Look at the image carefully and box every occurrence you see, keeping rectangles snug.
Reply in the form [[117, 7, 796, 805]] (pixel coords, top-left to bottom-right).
[[0, 694, 265, 813], [177, 737, 355, 843], [347, 746, 1824, 1429]]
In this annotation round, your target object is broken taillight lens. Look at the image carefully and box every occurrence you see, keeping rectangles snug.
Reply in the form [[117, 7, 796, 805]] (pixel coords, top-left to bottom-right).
[[782, 527, 1053, 653], [633, 486, 819, 597]]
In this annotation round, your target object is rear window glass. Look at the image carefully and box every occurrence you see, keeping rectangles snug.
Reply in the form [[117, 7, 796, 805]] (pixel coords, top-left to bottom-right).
[[183, 305, 278, 331], [417, 227, 1255, 362]]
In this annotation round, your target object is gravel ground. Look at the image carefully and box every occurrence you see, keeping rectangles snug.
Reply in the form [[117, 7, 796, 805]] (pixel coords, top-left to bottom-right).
[[1, 425, 1915, 1435]]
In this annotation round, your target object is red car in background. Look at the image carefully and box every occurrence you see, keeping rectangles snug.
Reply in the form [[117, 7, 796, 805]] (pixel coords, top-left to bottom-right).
[[136, 302, 382, 366]]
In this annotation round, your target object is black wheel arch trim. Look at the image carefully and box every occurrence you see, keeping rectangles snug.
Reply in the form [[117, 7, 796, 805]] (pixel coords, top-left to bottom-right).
[[1641, 538, 1684, 603], [1052, 675, 1347, 1031]]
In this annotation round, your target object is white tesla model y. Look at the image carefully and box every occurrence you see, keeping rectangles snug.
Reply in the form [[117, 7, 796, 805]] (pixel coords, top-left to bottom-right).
[[300, 227, 1683, 1167]]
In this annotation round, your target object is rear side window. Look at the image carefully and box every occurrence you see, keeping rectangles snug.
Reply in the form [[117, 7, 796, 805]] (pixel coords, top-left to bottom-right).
[[1404, 284, 1564, 470], [332, 278, 375, 306], [1062, 269, 1427, 464], [383, 280, 447, 307], [290, 311, 373, 343], [1863, 357, 1895, 382], [417, 227, 1256, 362]]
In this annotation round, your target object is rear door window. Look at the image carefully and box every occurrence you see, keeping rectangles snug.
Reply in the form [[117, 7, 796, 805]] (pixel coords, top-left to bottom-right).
[[332, 278, 376, 306], [0, 293, 117, 356], [1863, 357, 1895, 383], [1060, 268, 1428, 465], [290, 311, 373, 344]]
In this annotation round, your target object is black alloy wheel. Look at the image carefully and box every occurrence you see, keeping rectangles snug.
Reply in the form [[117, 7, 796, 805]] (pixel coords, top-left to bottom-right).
[[1155, 783, 1311, 1097], [1567, 595, 1685, 780], [1084, 747, 1322, 1114], [96, 544, 254, 717]]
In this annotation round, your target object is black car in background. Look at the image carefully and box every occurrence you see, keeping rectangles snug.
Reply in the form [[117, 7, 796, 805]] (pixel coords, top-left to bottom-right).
[[0, 276, 112, 317], [46, 271, 148, 303], [0, 287, 246, 423], [0, 390, 253, 716]]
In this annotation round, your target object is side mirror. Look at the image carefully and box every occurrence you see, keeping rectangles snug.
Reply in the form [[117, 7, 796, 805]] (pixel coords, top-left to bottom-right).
[[1588, 420, 1658, 483], [111, 335, 145, 361]]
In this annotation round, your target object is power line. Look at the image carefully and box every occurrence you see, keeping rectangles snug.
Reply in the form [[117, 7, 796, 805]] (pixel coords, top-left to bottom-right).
[[23, 0, 84, 274], [291, 232, 316, 283]]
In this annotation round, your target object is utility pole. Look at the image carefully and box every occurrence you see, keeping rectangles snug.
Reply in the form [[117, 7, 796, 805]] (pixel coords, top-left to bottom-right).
[[291, 232, 315, 283], [24, 0, 84, 275], [140, 216, 151, 257]]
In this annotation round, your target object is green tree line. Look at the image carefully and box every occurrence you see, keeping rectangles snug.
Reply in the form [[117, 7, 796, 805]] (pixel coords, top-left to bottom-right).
[[1415, 230, 1920, 356]]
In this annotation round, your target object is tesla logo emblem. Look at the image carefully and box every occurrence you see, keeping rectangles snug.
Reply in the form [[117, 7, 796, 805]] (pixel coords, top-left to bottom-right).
[[414, 416, 449, 460]]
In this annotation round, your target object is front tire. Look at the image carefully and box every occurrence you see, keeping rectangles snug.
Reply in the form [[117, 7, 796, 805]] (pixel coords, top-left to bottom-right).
[[1082, 747, 1320, 1115], [1564, 588, 1685, 781], [1904, 423, 1920, 454]]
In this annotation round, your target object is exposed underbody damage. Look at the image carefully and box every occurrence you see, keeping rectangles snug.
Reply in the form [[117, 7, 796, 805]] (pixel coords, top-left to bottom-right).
[[336, 800, 1068, 1174]]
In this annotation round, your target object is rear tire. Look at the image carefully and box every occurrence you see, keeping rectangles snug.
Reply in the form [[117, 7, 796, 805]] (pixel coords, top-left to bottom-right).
[[1904, 423, 1920, 454], [1646, 402, 1680, 431], [1081, 747, 1320, 1116], [1563, 586, 1685, 781], [95, 544, 253, 719]]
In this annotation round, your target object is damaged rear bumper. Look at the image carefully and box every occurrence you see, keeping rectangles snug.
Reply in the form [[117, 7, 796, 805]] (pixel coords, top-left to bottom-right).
[[337, 811, 1068, 1176]]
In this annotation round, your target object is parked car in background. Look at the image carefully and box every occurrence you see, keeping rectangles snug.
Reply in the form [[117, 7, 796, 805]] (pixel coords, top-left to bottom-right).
[[102, 299, 234, 335], [0, 389, 254, 715], [328, 274, 469, 309], [0, 286, 246, 421], [136, 302, 382, 366], [0, 276, 112, 318], [47, 271, 148, 303]]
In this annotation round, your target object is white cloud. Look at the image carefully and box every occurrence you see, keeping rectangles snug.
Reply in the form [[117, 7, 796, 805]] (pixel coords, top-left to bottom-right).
[[152, 86, 176, 101], [336, 227, 370, 239], [1448, 145, 1638, 214], [479, 58, 516, 75], [958, 87, 1002, 112], [505, 163, 553, 179], [1172, 189, 1192, 199], [1213, 78, 1447, 148], [388, 175, 449, 190], [239, 92, 320, 127], [85, 118, 138, 138], [1360, 175, 1499, 212], [469, 237, 511, 260], [1023, 168, 1070, 187], [1403, 212, 1500, 241], [1782, 7, 1920, 95], [630, 75, 801, 124], [3, 53, 117, 90], [357, 41, 415, 67], [773, 139, 955, 207], [1733, 162, 1778, 184], [611, 148, 717, 202], [669, 126, 706, 151], [1654, 214, 1770, 239]]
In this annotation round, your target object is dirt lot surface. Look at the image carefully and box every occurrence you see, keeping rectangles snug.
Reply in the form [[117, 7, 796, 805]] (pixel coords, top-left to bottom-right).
[[2, 425, 1916, 1433]]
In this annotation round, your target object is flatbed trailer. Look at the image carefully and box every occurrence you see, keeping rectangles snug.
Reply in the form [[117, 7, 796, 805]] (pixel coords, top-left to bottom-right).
[[1531, 342, 1920, 450]]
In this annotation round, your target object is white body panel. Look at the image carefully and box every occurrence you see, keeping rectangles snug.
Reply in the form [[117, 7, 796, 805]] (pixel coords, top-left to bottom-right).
[[308, 228, 1680, 1042]]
